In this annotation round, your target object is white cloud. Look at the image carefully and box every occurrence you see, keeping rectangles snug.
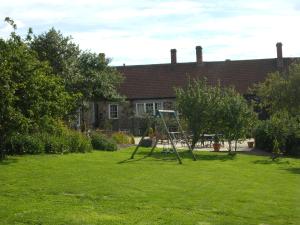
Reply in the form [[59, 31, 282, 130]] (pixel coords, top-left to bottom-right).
[[0, 0, 299, 65]]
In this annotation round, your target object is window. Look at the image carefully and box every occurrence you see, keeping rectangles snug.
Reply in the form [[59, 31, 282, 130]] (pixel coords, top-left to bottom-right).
[[155, 102, 162, 112], [145, 103, 154, 115], [109, 104, 118, 119], [136, 103, 145, 116], [136, 102, 164, 116]]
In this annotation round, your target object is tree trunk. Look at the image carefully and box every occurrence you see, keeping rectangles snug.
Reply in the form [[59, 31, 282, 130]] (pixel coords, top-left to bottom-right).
[[234, 140, 238, 151], [228, 141, 232, 152], [80, 105, 86, 133], [0, 136, 5, 161]]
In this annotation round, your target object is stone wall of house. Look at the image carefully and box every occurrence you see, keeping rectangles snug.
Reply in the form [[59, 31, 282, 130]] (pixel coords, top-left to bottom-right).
[[84, 99, 176, 135]]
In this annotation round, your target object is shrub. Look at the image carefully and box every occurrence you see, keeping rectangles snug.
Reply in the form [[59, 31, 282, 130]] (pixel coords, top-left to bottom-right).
[[42, 129, 92, 154], [111, 132, 131, 144], [91, 133, 117, 151], [7, 134, 44, 154], [43, 135, 70, 154], [130, 135, 135, 144], [67, 130, 92, 153], [140, 138, 152, 147], [6, 126, 92, 155], [254, 112, 300, 156]]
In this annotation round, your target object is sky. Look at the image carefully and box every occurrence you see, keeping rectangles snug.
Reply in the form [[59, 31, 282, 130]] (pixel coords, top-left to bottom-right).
[[0, 0, 300, 66]]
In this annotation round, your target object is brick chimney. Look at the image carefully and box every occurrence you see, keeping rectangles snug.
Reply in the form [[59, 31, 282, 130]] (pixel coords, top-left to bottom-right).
[[171, 49, 177, 64], [99, 53, 106, 63], [196, 46, 203, 64], [276, 42, 283, 69]]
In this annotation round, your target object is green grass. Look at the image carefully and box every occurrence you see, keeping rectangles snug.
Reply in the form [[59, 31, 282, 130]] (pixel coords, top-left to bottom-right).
[[0, 148, 299, 225]]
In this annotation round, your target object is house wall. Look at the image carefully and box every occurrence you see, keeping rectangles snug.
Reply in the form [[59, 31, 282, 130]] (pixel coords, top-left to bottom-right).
[[86, 99, 175, 135]]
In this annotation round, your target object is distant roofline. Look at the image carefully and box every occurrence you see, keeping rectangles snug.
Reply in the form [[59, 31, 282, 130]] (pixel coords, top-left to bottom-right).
[[115, 58, 272, 68], [115, 57, 300, 68]]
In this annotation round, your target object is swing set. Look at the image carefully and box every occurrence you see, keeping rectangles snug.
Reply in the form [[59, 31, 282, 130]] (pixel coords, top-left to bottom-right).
[[131, 110, 196, 164]]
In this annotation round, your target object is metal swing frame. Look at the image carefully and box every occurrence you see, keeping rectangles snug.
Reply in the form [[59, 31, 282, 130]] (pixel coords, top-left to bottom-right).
[[131, 110, 196, 164]]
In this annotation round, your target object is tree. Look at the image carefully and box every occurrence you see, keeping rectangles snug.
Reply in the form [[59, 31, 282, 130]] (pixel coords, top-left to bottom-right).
[[251, 62, 300, 157], [253, 62, 300, 116], [176, 78, 256, 152], [74, 51, 124, 130], [30, 28, 81, 90], [220, 88, 257, 152], [0, 19, 75, 159], [176, 78, 221, 149], [30, 29, 124, 130]]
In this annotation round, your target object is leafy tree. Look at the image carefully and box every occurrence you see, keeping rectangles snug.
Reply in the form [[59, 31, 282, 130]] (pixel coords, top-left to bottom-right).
[[30, 28, 81, 90], [176, 78, 256, 152], [30, 29, 124, 130], [176, 78, 221, 149], [74, 51, 124, 130], [220, 88, 257, 152], [253, 62, 300, 116], [0, 19, 75, 159], [76, 51, 124, 101]]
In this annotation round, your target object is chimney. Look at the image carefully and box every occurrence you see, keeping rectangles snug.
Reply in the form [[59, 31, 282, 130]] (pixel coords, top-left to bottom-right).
[[171, 49, 177, 64], [196, 46, 203, 64], [276, 42, 283, 69], [99, 53, 106, 63]]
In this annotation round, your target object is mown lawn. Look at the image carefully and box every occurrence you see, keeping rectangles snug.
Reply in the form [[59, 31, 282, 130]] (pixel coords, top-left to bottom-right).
[[0, 147, 299, 225]]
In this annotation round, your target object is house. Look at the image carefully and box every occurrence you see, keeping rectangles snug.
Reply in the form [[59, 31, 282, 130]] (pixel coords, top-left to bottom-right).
[[86, 43, 298, 135]]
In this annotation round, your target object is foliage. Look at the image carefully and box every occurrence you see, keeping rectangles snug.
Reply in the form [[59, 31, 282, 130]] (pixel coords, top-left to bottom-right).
[[176, 78, 256, 151], [139, 138, 153, 147], [6, 129, 91, 155], [176, 78, 220, 148], [130, 135, 135, 144], [252, 62, 300, 116], [6, 134, 44, 155], [250, 60, 300, 157], [42, 131, 91, 154], [30, 27, 81, 90], [111, 132, 132, 144], [254, 111, 300, 156], [76, 51, 124, 102], [219, 87, 257, 152], [30, 29, 124, 129], [91, 133, 117, 151], [0, 19, 75, 159]]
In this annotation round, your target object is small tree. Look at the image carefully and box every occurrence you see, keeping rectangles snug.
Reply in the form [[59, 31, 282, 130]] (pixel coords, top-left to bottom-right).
[[176, 78, 221, 149], [220, 88, 257, 152], [253, 62, 300, 117], [176, 78, 257, 153]]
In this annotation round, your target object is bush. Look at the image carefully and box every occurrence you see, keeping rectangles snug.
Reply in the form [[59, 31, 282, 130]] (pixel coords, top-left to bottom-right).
[[254, 112, 300, 156], [42, 129, 92, 154], [130, 135, 135, 144], [91, 133, 117, 151], [140, 138, 153, 147], [67, 130, 92, 153], [43, 135, 70, 154], [6, 126, 92, 155], [111, 132, 131, 144], [7, 134, 44, 154]]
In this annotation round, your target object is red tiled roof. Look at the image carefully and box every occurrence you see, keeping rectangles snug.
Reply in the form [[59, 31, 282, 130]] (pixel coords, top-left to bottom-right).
[[116, 58, 296, 100]]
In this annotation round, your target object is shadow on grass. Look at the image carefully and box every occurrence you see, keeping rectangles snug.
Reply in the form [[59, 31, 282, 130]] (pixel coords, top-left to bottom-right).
[[196, 153, 236, 161], [118, 149, 236, 164], [253, 159, 290, 165], [285, 168, 300, 174], [0, 157, 18, 166]]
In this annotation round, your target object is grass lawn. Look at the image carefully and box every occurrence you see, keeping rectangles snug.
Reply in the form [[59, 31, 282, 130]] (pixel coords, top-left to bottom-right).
[[0, 147, 299, 225]]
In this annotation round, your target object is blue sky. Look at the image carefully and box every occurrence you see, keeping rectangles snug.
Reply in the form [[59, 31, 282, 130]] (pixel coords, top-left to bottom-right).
[[1, 0, 300, 65]]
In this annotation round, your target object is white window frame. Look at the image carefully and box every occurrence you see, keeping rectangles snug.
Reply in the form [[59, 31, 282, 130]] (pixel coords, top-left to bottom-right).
[[108, 104, 118, 119], [135, 101, 164, 116], [136, 103, 145, 116]]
